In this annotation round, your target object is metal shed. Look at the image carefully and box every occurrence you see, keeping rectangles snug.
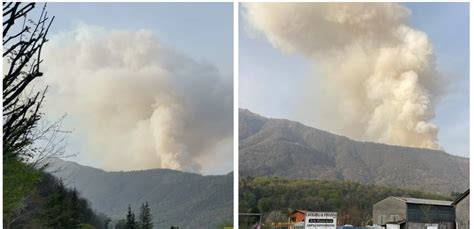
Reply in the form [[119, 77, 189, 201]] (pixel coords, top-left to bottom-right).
[[373, 197, 455, 229]]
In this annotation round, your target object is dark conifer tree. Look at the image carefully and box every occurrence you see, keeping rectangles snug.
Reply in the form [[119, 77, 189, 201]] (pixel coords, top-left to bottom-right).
[[126, 204, 137, 229], [139, 201, 153, 229]]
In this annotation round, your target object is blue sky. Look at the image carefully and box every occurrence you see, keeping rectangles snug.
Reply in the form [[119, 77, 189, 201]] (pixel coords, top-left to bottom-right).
[[239, 3, 469, 158], [42, 3, 233, 171]]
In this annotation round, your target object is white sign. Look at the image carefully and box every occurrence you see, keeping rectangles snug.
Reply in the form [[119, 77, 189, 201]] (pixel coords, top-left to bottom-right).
[[304, 212, 337, 229], [387, 224, 400, 229]]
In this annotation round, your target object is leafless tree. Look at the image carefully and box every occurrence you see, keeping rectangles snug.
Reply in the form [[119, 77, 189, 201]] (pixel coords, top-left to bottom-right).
[[3, 2, 57, 163], [3, 3, 71, 227]]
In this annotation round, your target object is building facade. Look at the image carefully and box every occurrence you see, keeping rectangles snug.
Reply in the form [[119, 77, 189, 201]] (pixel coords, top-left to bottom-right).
[[452, 189, 469, 229], [289, 210, 306, 224], [288, 210, 306, 229], [373, 197, 455, 229]]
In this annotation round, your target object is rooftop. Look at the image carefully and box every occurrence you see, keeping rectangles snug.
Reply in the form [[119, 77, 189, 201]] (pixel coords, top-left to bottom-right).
[[391, 197, 453, 206]]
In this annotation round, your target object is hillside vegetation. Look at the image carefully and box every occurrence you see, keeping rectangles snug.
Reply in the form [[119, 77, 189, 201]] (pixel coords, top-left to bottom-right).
[[5, 172, 110, 229], [47, 158, 233, 229], [239, 109, 469, 194]]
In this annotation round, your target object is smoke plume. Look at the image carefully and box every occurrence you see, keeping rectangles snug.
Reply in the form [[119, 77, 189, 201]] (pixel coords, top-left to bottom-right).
[[42, 25, 232, 172], [245, 3, 442, 149]]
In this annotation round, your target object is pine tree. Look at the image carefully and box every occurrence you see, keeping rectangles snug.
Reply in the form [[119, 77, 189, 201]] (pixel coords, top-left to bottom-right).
[[139, 201, 153, 229], [126, 204, 137, 229]]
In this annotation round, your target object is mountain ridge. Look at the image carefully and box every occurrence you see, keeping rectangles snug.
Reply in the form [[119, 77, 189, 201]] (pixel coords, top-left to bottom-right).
[[240, 108, 468, 157], [46, 158, 233, 229], [239, 108, 469, 194]]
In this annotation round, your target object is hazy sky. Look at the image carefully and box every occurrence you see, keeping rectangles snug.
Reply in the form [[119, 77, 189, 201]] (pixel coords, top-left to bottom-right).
[[41, 3, 233, 174], [240, 3, 469, 158], [46, 3, 233, 76]]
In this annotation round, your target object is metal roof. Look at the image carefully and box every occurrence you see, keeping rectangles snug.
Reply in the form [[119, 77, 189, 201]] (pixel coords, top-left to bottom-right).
[[391, 197, 453, 206]]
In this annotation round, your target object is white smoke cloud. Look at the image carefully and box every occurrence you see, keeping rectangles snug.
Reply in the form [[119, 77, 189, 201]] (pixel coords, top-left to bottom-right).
[[42, 25, 233, 172], [245, 3, 442, 149]]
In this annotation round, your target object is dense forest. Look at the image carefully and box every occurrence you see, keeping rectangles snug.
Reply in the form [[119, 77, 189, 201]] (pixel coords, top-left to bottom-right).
[[5, 172, 110, 228], [239, 176, 452, 227]]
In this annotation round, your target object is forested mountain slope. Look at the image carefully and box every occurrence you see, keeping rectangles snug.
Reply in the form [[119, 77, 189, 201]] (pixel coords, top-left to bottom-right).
[[239, 109, 469, 194], [47, 159, 233, 229]]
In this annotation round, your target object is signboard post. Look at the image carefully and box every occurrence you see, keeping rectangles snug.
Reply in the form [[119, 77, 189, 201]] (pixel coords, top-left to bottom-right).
[[304, 212, 337, 229]]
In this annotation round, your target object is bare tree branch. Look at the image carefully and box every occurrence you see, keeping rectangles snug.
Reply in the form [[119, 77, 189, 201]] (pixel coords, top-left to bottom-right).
[[3, 3, 57, 162]]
